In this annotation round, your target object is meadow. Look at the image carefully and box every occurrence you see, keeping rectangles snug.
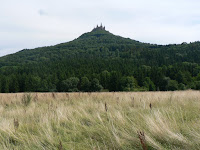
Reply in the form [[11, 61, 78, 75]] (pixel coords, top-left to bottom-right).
[[0, 91, 200, 150]]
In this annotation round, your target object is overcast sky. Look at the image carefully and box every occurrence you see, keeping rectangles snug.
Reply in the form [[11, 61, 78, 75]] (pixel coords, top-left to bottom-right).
[[1, 0, 200, 56]]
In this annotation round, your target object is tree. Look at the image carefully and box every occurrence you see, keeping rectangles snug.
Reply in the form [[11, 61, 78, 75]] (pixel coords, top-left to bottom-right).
[[176, 71, 192, 85], [178, 83, 186, 90], [24, 75, 41, 92], [108, 71, 121, 91], [90, 78, 102, 92], [120, 76, 137, 91], [80, 77, 91, 92], [167, 80, 178, 91], [159, 77, 170, 91], [194, 81, 200, 90], [100, 70, 110, 90], [9, 75, 19, 93], [61, 77, 79, 92], [143, 77, 156, 91], [39, 79, 49, 92], [1, 77, 9, 93]]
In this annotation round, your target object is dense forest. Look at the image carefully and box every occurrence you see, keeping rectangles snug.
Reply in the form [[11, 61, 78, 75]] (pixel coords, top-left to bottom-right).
[[1, 27, 200, 92]]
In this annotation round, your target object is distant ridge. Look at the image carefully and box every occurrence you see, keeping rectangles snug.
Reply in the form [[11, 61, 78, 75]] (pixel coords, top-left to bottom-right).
[[0, 25, 200, 92]]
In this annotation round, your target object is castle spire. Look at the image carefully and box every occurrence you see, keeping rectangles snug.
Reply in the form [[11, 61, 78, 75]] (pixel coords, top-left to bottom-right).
[[92, 23, 106, 31]]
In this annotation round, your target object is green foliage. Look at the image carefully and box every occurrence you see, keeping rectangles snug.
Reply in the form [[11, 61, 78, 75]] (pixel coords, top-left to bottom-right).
[[108, 71, 121, 91], [0, 29, 199, 92], [61, 77, 80, 92], [120, 76, 137, 91], [100, 70, 110, 90], [90, 78, 103, 92], [178, 83, 186, 90], [143, 77, 156, 91], [194, 81, 200, 90], [167, 80, 179, 91], [80, 77, 91, 92]]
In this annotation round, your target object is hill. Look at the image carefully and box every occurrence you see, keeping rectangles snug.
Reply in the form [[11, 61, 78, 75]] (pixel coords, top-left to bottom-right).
[[0, 26, 200, 92]]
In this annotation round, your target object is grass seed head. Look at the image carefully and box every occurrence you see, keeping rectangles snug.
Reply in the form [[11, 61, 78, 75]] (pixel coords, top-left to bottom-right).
[[137, 131, 147, 150], [14, 118, 19, 130], [105, 102, 108, 112], [58, 141, 63, 150]]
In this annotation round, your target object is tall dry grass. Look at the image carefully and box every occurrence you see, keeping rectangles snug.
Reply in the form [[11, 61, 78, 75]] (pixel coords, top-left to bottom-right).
[[0, 91, 200, 149]]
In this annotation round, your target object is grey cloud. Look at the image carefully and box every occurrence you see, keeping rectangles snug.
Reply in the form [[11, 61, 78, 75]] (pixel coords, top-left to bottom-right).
[[1, 0, 200, 56], [38, 9, 48, 16]]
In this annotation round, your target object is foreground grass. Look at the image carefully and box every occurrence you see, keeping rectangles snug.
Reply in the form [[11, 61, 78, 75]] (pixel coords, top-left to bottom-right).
[[0, 91, 200, 149]]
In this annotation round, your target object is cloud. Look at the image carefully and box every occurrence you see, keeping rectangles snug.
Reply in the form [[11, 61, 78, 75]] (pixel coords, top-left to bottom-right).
[[38, 9, 48, 16], [0, 0, 200, 56]]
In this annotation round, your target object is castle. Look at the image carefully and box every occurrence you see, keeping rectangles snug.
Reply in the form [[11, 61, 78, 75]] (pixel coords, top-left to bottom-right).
[[92, 23, 106, 31]]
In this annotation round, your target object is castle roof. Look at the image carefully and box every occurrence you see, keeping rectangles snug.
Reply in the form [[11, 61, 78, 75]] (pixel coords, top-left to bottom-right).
[[92, 24, 106, 31]]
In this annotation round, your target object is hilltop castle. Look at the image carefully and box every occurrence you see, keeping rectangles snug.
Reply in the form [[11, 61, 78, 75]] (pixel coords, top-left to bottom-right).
[[92, 23, 106, 31]]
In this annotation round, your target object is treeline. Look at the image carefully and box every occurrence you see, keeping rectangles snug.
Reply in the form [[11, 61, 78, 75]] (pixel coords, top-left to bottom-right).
[[0, 62, 200, 93]]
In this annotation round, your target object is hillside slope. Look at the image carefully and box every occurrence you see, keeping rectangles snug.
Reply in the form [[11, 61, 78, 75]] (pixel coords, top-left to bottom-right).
[[0, 27, 200, 92]]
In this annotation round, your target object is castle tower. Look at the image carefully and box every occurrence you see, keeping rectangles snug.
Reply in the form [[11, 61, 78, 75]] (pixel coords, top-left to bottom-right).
[[92, 23, 106, 31]]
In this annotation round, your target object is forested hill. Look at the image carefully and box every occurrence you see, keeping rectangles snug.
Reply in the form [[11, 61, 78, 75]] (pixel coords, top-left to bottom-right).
[[0, 27, 200, 92]]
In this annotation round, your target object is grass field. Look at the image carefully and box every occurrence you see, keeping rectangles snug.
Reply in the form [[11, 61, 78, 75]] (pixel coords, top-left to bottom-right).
[[0, 91, 200, 149]]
